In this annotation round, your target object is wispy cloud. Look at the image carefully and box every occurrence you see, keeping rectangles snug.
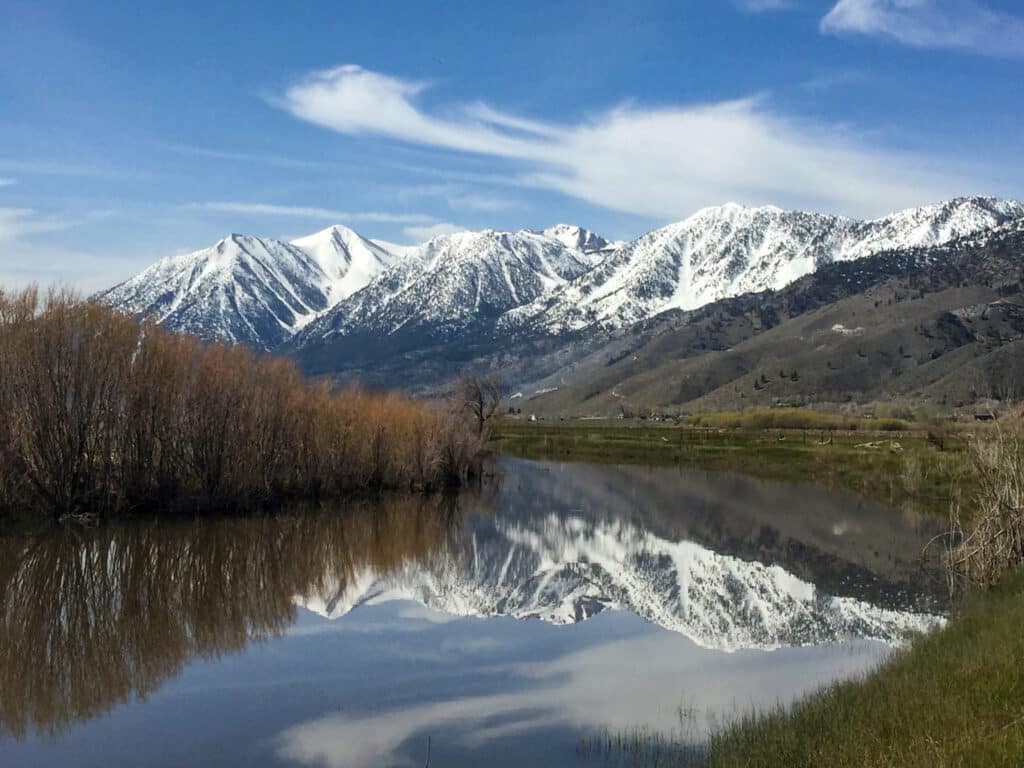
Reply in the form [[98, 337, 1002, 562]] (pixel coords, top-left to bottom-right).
[[821, 0, 1024, 58], [735, 0, 795, 12], [0, 178, 15, 188], [191, 201, 435, 225], [158, 143, 327, 170], [402, 221, 466, 242], [0, 159, 130, 178], [279, 65, 989, 221]]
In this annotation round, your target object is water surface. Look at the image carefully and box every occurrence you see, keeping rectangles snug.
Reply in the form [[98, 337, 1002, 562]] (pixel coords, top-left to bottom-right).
[[0, 458, 947, 767]]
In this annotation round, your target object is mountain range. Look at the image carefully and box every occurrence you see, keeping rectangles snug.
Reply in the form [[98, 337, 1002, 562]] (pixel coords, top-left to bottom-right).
[[101, 196, 1024, 411]]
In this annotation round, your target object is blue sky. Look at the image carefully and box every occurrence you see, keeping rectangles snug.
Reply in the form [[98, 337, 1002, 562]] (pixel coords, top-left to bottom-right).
[[1, 0, 1023, 290]]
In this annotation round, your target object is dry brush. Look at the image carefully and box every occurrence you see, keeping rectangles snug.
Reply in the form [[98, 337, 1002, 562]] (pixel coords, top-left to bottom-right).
[[948, 409, 1024, 589], [0, 288, 486, 519]]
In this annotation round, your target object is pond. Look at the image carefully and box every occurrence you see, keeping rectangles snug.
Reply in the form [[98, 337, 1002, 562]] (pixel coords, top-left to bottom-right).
[[0, 457, 948, 767]]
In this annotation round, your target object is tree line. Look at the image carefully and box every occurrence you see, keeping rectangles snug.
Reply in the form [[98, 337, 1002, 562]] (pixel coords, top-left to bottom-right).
[[0, 288, 488, 519]]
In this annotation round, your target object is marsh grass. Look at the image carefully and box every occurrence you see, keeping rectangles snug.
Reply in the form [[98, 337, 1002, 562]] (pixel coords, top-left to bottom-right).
[[702, 569, 1024, 768], [577, 707, 706, 768]]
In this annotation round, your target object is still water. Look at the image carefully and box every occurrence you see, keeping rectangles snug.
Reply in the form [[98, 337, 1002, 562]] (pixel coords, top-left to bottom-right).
[[0, 458, 947, 767]]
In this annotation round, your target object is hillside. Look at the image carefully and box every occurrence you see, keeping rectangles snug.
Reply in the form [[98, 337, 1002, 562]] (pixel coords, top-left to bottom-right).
[[98, 198, 1024, 411], [526, 220, 1024, 416]]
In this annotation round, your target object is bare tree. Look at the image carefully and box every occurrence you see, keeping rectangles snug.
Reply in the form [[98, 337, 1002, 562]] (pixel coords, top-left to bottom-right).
[[457, 373, 502, 437]]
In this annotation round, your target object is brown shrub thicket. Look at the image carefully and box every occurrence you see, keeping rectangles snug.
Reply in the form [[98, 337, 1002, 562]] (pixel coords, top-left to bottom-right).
[[0, 288, 485, 518], [948, 409, 1024, 589]]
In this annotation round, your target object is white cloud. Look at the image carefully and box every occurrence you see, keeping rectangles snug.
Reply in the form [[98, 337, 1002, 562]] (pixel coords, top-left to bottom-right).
[[191, 201, 434, 224], [0, 178, 15, 188], [402, 221, 466, 242], [736, 0, 795, 11], [822, 0, 1024, 57], [280, 65, 990, 221]]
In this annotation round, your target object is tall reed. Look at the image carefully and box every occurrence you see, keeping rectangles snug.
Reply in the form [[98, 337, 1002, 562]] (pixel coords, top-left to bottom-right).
[[0, 288, 484, 519]]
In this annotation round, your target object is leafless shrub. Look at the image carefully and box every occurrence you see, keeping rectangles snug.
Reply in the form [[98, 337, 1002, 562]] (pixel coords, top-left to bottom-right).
[[0, 289, 484, 519]]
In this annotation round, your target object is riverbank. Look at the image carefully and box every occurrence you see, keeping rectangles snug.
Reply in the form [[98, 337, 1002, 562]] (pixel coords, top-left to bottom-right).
[[530, 414, 1022, 767], [703, 568, 1024, 768], [492, 420, 969, 515]]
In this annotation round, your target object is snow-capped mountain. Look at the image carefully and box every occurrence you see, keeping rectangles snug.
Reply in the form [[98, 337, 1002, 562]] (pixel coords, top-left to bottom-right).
[[290, 225, 399, 303], [539, 224, 614, 254], [299, 510, 943, 652], [501, 196, 1024, 334], [102, 197, 1024, 357], [101, 225, 399, 349], [293, 228, 598, 344]]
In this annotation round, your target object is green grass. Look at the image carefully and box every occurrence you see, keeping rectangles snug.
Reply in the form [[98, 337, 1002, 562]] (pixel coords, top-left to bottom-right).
[[491, 421, 967, 515], [688, 408, 911, 432], [702, 569, 1024, 768]]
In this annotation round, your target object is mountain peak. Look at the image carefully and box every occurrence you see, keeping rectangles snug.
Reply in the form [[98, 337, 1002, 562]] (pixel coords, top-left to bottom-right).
[[102, 224, 403, 350], [297, 223, 362, 243], [292, 226, 598, 346], [540, 223, 610, 253]]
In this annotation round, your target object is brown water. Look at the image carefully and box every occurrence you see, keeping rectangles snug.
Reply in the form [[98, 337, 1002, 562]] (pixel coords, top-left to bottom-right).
[[0, 458, 947, 767]]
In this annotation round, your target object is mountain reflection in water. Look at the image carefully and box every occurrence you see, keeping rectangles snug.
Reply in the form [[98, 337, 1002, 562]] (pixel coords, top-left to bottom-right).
[[0, 458, 947, 767]]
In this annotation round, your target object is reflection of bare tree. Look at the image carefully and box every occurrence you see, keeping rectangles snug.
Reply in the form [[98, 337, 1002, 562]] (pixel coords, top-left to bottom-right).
[[0, 494, 474, 740]]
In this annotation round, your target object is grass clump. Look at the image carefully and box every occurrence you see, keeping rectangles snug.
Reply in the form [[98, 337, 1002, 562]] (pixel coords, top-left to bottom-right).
[[0, 288, 484, 520], [702, 569, 1024, 768]]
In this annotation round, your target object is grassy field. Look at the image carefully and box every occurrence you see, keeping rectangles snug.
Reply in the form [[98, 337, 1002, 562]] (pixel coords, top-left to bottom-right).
[[703, 568, 1024, 768], [492, 418, 969, 515]]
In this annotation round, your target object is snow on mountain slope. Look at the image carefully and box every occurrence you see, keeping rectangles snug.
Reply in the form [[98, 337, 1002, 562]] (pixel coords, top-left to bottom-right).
[[540, 224, 611, 254], [102, 198, 1023, 353], [294, 228, 598, 344], [299, 512, 943, 652], [502, 196, 1024, 334], [101, 235, 333, 349], [101, 225, 400, 349], [289, 224, 400, 307]]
